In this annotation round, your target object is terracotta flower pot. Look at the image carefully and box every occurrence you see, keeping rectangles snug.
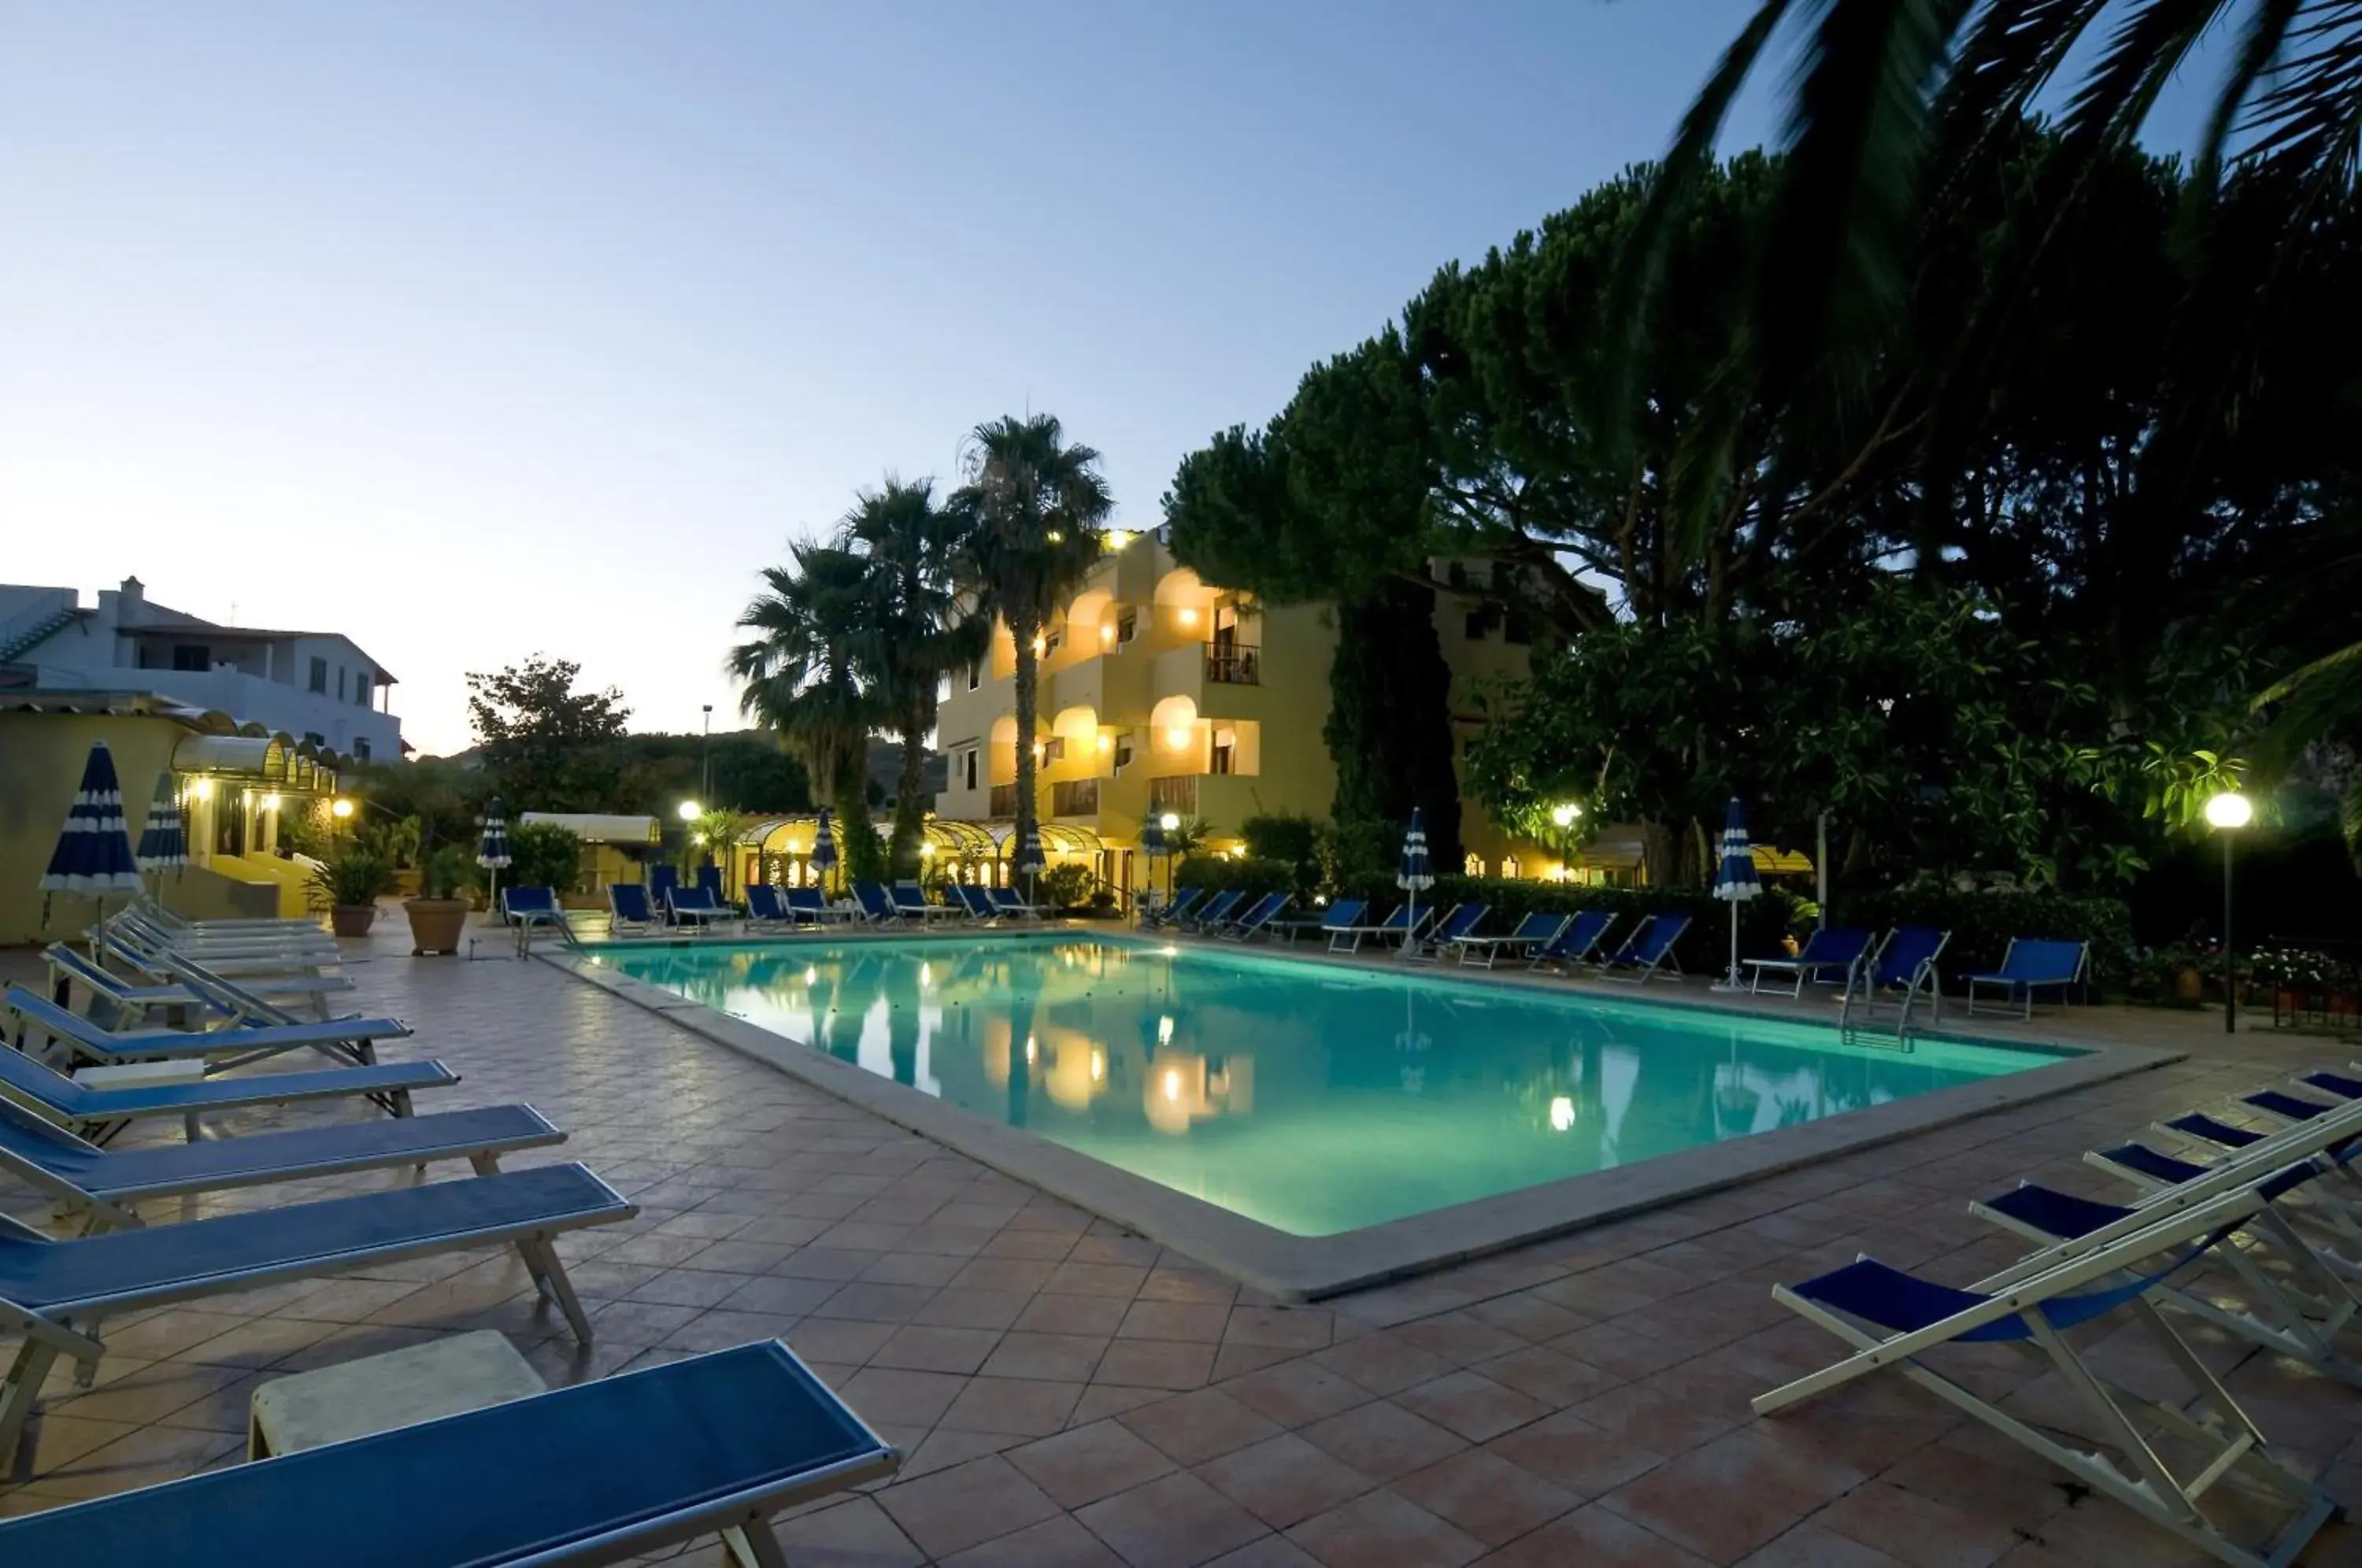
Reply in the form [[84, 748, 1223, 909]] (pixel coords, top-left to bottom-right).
[[2173, 966, 2203, 1003], [404, 897, 470, 956], [330, 903, 377, 938]]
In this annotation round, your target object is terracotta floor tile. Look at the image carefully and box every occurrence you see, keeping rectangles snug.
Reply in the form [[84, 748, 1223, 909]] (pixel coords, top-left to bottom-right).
[[1811, 1479, 2023, 1568], [1224, 1306, 1334, 1352], [716, 1274, 842, 1317], [1096, 1338, 1216, 1392], [1463, 1292, 1593, 1344], [1046, 1262, 1152, 1299], [1120, 1389, 1285, 1466], [1195, 1433, 1374, 1529], [1019, 1294, 1133, 1337], [1469, 1344, 1622, 1407], [1204, 1539, 1324, 1568], [1312, 1333, 1456, 1396], [1392, 1370, 1552, 1444], [1740, 1521, 1914, 1567], [914, 1287, 1034, 1332], [1075, 1471, 1269, 1568], [1484, 1501, 1714, 1567], [770, 1494, 927, 1566], [1119, 1300, 1232, 1344], [876, 1455, 1063, 1559], [983, 1332, 1110, 1383], [1283, 1488, 1483, 1568], [1297, 1400, 1466, 1483], [1390, 1448, 1577, 1545], [1484, 1410, 1666, 1500], [1007, 1419, 1179, 1508], [788, 1318, 901, 1366], [1220, 1360, 1372, 1427], [1602, 1424, 1869, 1564], [839, 1366, 971, 1427], [868, 1325, 1003, 1376], [940, 1513, 1128, 1566], [939, 1376, 1084, 1437], [1139, 1268, 1241, 1305]]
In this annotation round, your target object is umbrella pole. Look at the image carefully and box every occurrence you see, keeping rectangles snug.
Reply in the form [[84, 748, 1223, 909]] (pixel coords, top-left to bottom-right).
[[1712, 899, 1745, 993]]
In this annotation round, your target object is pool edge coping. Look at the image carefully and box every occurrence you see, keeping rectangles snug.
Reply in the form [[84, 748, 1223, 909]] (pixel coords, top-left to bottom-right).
[[543, 941, 2184, 1302]]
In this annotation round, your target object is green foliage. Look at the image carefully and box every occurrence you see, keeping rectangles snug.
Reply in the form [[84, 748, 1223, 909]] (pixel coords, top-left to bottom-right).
[[308, 850, 396, 910], [839, 812, 889, 885], [731, 542, 879, 813], [1240, 814, 1321, 886], [686, 811, 743, 873], [465, 656, 631, 808], [1844, 887, 2136, 992], [418, 843, 473, 900], [1327, 582, 1464, 875], [483, 822, 584, 895], [1173, 856, 1299, 899], [1035, 863, 1096, 911], [353, 814, 421, 869]]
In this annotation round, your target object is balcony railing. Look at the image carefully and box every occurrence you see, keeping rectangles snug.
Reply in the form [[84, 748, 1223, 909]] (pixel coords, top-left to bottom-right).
[[1051, 778, 1100, 817], [1149, 775, 1198, 815], [989, 783, 1018, 817], [1204, 642, 1261, 685]]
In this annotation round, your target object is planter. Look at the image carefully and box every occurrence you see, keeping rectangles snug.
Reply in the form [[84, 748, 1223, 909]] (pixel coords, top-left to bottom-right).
[[2172, 965, 2204, 1004], [329, 903, 377, 939], [404, 897, 470, 956]]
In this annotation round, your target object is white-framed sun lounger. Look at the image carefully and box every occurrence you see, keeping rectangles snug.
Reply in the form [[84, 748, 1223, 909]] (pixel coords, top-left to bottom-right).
[[0, 1162, 634, 1470], [0, 1337, 898, 1568], [5, 984, 412, 1075]]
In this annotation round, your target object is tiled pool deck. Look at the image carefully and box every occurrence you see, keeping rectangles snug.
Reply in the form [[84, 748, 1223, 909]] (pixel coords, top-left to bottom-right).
[[6, 919, 2362, 1566]]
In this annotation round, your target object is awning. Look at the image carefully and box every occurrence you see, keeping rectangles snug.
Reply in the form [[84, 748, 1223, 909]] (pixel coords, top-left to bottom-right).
[[520, 812, 661, 845], [1753, 845, 1813, 875], [172, 734, 287, 781]]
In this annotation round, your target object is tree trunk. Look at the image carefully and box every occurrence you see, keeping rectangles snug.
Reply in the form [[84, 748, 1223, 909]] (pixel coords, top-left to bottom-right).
[[1012, 613, 1040, 877], [891, 709, 928, 878]]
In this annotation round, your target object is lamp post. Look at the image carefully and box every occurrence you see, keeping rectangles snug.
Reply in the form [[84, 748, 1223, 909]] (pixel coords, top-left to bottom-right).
[[1549, 801, 1581, 882], [700, 704, 713, 802], [2205, 790, 2253, 1034], [1160, 812, 1181, 903]]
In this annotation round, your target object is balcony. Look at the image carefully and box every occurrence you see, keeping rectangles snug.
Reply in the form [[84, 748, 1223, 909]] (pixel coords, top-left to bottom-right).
[[1051, 778, 1101, 817], [1204, 642, 1261, 686], [1149, 775, 1198, 815], [990, 783, 1018, 817]]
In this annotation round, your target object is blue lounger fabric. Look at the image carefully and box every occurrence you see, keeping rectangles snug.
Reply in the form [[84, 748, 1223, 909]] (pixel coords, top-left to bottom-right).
[[0, 1042, 454, 1119], [0, 1163, 624, 1312], [0, 1341, 892, 1568]]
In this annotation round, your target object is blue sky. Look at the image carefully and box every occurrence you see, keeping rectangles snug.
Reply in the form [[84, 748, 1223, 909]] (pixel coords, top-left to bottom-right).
[[0, 4, 2208, 754]]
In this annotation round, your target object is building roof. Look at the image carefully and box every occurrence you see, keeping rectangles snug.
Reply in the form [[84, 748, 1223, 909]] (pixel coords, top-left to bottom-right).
[[117, 619, 398, 681], [0, 684, 354, 771]]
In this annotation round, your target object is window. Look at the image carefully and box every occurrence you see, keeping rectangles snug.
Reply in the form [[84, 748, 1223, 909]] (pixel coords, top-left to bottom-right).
[[962, 749, 979, 791], [308, 656, 328, 693], [1113, 738, 1133, 771], [1044, 630, 1062, 656], [1210, 727, 1235, 776], [1505, 611, 1533, 646], [172, 644, 209, 672], [1464, 609, 1490, 641], [966, 660, 980, 692], [302, 730, 325, 749], [1501, 855, 1521, 879], [1464, 852, 1484, 876], [355, 671, 371, 706], [1041, 737, 1067, 764], [1116, 610, 1137, 645], [337, 667, 346, 700], [353, 738, 372, 760]]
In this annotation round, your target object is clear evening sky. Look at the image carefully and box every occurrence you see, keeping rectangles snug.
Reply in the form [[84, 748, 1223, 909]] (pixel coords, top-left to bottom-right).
[[0, 4, 2212, 755]]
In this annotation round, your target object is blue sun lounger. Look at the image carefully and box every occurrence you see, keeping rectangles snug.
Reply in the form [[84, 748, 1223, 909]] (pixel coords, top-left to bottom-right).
[[1329, 904, 1422, 953], [742, 884, 790, 931], [1743, 926, 1873, 997], [1599, 913, 1690, 984], [1270, 897, 1364, 945], [0, 1163, 634, 1470], [697, 865, 725, 904], [988, 886, 1042, 921], [1452, 911, 1565, 968], [1142, 887, 1204, 930], [1405, 903, 1487, 962], [0, 1337, 898, 1568], [1529, 909, 1615, 971], [4, 984, 411, 1076], [786, 886, 851, 925], [0, 1026, 454, 1142], [606, 882, 661, 936], [500, 885, 568, 935], [1220, 892, 1290, 941], [1838, 925, 1950, 1025], [1182, 889, 1243, 933], [667, 885, 732, 931], [852, 881, 901, 924], [1760, 1177, 2337, 1568], [893, 882, 960, 921], [649, 864, 681, 920], [1964, 937, 2089, 1019], [0, 1097, 566, 1235], [952, 883, 1000, 921]]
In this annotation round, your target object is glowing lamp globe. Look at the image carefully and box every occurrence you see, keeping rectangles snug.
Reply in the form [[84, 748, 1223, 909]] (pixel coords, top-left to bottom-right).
[[2204, 793, 2253, 830], [676, 801, 702, 822]]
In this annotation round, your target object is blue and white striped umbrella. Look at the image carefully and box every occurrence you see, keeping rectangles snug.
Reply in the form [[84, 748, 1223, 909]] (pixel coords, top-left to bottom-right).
[[1138, 816, 1166, 857], [136, 771, 188, 875], [1712, 796, 1761, 989], [1397, 807, 1434, 953], [476, 797, 512, 869], [43, 741, 143, 916], [809, 808, 839, 882], [1013, 822, 1046, 878]]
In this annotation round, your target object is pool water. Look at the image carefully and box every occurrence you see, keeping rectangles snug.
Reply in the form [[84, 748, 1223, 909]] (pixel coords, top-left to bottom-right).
[[596, 934, 2062, 1237]]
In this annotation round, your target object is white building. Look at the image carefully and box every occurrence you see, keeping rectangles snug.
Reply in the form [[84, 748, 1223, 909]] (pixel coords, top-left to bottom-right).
[[0, 577, 403, 760]]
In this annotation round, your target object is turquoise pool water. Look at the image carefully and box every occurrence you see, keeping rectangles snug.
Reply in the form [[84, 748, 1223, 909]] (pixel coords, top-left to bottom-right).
[[594, 934, 2063, 1237]]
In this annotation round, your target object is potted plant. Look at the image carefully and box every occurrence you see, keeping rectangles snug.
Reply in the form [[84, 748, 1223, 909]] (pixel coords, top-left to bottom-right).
[[404, 844, 474, 956], [308, 849, 397, 938]]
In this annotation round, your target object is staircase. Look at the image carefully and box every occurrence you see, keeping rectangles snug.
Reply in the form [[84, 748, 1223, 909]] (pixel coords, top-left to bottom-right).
[[0, 596, 79, 666]]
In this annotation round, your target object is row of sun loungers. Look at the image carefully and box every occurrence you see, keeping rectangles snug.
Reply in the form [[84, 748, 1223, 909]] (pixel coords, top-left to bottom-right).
[[1759, 1062, 2362, 1566], [0, 927, 897, 1563]]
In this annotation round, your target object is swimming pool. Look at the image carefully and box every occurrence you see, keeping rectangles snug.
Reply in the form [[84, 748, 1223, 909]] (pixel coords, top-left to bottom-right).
[[591, 934, 2069, 1238]]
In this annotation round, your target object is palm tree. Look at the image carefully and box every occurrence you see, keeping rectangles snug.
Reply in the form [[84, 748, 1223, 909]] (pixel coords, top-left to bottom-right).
[[949, 415, 1116, 880], [728, 542, 879, 812], [841, 477, 987, 878], [1625, 1, 2362, 477]]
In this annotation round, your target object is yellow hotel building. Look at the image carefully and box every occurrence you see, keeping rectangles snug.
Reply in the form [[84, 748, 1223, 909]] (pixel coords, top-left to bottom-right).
[[930, 528, 1547, 899]]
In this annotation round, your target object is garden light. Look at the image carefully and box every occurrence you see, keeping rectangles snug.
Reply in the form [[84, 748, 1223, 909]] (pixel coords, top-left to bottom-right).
[[2204, 792, 2253, 830], [677, 800, 701, 821], [1160, 813, 1179, 832], [2207, 790, 2252, 1034], [330, 798, 354, 819], [1550, 801, 1581, 828]]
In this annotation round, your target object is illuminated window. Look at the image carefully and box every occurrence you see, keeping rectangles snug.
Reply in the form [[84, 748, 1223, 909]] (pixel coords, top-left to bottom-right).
[[1501, 855, 1521, 879], [1464, 852, 1483, 876]]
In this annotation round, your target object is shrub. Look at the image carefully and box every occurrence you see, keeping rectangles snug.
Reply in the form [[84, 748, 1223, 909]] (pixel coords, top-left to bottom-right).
[[307, 850, 397, 910], [1844, 887, 2134, 990], [418, 843, 474, 900], [476, 822, 584, 895], [1036, 863, 1097, 911], [1173, 856, 1300, 899]]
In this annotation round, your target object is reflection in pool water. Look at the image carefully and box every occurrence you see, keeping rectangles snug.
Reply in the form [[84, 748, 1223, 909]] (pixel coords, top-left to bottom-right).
[[598, 936, 2060, 1237]]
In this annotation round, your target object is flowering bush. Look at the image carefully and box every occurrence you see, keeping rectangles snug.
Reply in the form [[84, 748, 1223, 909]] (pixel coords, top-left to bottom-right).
[[2245, 948, 2349, 992]]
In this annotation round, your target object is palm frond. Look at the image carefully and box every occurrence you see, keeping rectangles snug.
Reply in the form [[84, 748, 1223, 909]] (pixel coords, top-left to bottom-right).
[[2241, 5, 2362, 205], [2197, 0, 2305, 183]]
